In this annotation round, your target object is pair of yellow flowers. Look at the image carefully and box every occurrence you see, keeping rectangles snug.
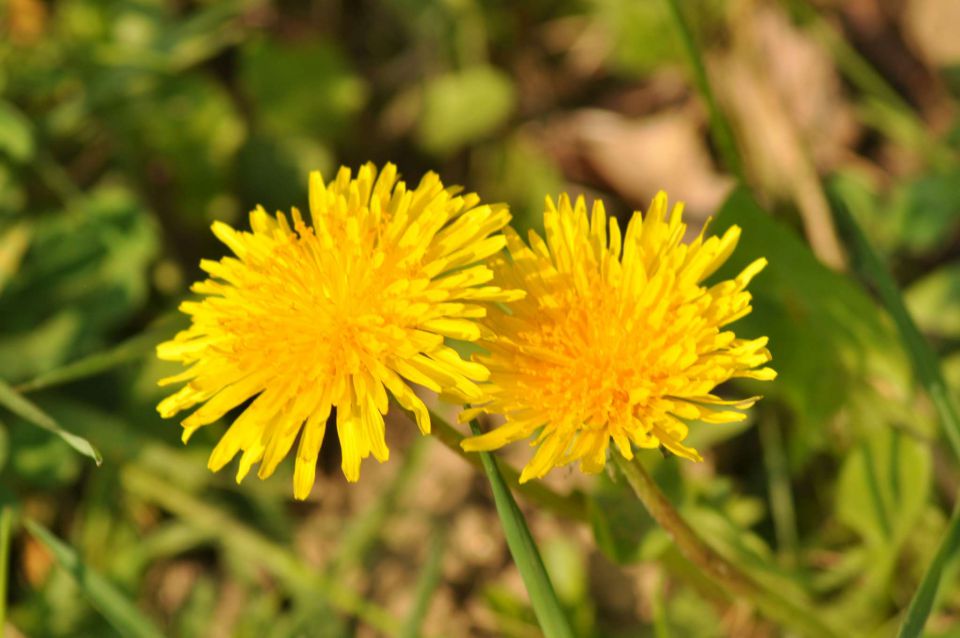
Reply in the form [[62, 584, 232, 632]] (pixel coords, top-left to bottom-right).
[[157, 162, 775, 500]]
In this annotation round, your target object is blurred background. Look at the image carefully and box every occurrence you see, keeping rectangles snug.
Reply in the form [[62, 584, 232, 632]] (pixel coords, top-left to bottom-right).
[[1, 0, 960, 636]]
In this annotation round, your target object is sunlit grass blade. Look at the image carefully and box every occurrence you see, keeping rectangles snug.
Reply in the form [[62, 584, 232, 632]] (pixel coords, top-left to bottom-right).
[[469, 420, 574, 638], [828, 192, 960, 462], [15, 314, 183, 394], [431, 411, 589, 522], [0, 380, 102, 465], [23, 519, 164, 638], [662, 0, 744, 182], [897, 504, 960, 638], [399, 527, 446, 638], [0, 506, 12, 631]]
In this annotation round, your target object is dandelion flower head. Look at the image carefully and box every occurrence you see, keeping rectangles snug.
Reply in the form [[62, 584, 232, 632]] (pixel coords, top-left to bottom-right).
[[461, 192, 775, 482], [157, 163, 519, 499]]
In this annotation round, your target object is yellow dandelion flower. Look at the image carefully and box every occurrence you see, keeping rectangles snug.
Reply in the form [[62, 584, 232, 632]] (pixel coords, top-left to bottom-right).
[[461, 192, 776, 482], [157, 162, 519, 499]]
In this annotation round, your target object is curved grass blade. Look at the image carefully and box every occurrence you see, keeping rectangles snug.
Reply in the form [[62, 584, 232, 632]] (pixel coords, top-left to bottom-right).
[[897, 505, 960, 638], [15, 313, 183, 394], [469, 420, 574, 638], [23, 519, 164, 638], [0, 380, 101, 465]]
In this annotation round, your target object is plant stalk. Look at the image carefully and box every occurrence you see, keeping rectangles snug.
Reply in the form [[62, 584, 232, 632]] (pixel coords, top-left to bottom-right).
[[429, 410, 589, 522], [613, 454, 842, 638]]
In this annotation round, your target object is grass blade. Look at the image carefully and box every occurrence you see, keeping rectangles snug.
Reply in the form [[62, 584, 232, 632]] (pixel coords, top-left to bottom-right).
[[122, 466, 400, 634], [15, 314, 183, 394], [23, 519, 164, 638], [897, 505, 960, 638], [0, 380, 102, 465], [469, 420, 574, 638], [828, 190, 960, 635], [399, 527, 446, 638], [662, 0, 744, 182]]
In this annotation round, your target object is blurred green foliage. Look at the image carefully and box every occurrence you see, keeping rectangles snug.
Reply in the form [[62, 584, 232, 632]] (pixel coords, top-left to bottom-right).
[[1, 0, 960, 636]]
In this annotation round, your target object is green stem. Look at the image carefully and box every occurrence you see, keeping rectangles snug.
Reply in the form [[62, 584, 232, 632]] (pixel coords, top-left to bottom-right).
[[663, 0, 745, 182], [613, 454, 842, 638], [469, 420, 574, 638], [429, 411, 589, 522], [897, 502, 960, 638]]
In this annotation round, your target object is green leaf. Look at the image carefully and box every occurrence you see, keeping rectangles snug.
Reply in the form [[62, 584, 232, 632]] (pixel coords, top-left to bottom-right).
[[898, 505, 960, 638], [0, 186, 159, 382], [0, 100, 34, 162], [712, 187, 908, 459], [469, 421, 575, 638], [590, 472, 653, 565], [0, 380, 102, 465], [418, 66, 516, 155], [23, 519, 165, 638], [836, 428, 930, 548], [829, 188, 960, 635], [241, 39, 366, 141], [590, 461, 682, 565], [905, 262, 960, 339], [829, 187, 960, 463]]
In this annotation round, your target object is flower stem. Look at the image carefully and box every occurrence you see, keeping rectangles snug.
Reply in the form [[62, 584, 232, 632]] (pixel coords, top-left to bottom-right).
[[469, 420, 575, 638], [429, 411, 589, 522], [612, 454, 842, 638]]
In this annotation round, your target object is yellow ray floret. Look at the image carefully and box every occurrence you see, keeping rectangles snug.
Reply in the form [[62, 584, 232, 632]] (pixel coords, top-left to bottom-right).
[[460, 192, 775, 483], [157, 162, 520, 499]]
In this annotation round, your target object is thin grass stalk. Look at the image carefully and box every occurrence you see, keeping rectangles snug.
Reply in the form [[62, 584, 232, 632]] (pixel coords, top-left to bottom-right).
[[613, 454, 842, 638], [662, 0, 745, 182], [469, 420, 575, 638]]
